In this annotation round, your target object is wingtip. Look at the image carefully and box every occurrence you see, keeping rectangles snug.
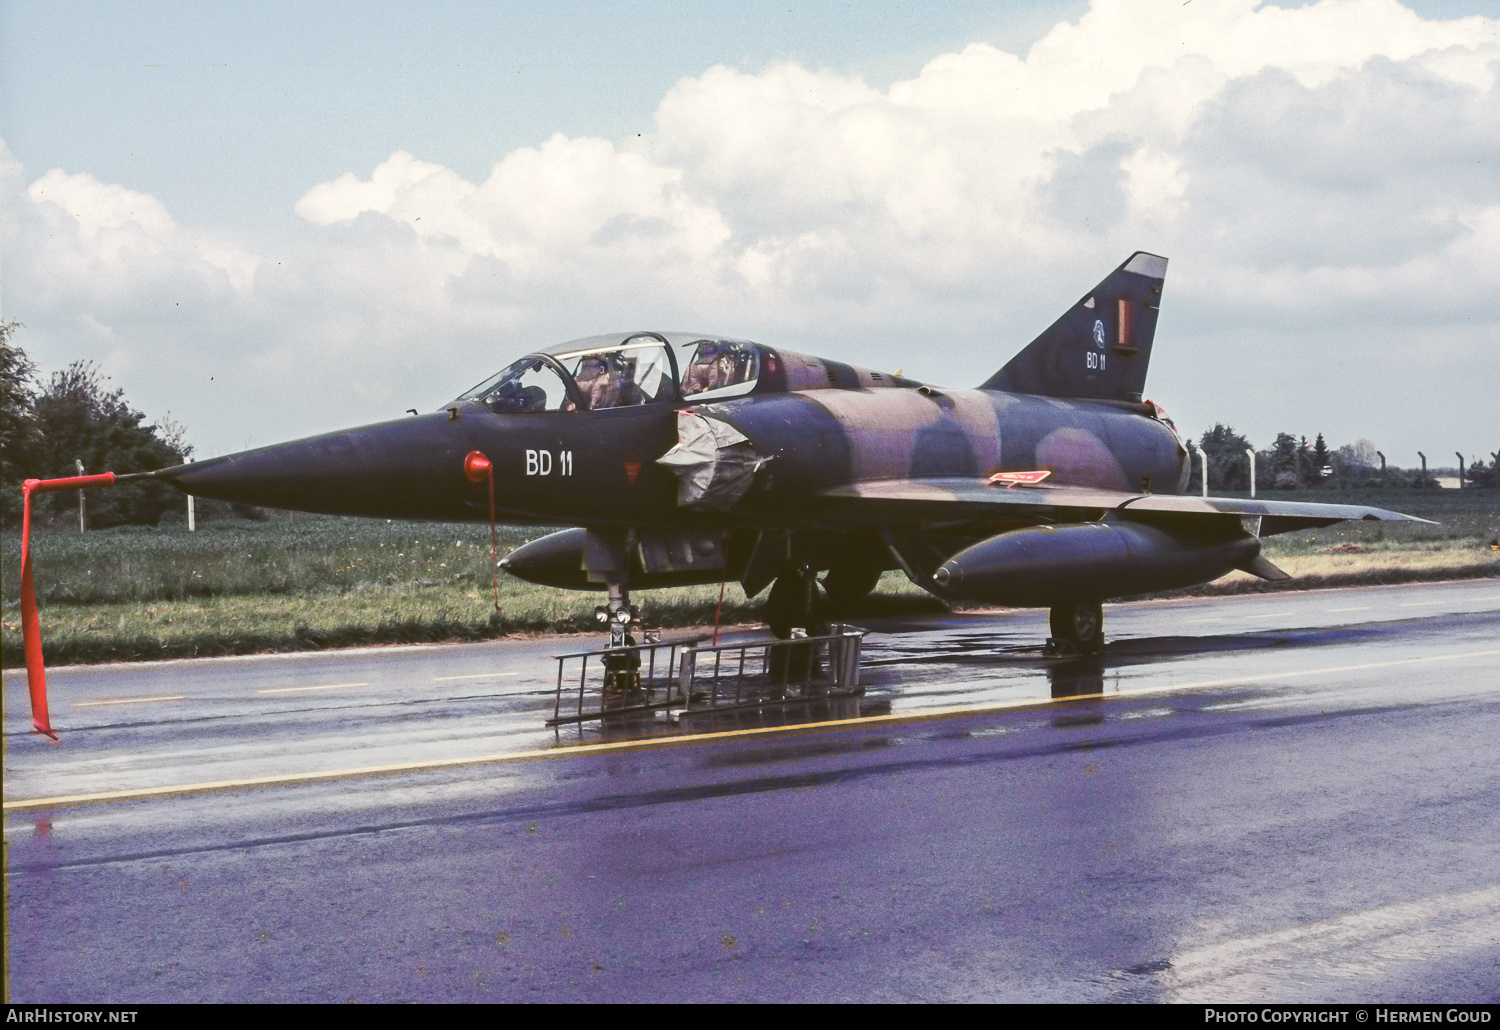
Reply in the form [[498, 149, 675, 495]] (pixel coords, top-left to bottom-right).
[[1362, 509, 1438, 526]]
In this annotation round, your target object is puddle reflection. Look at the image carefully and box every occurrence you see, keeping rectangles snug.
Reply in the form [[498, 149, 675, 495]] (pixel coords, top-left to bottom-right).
[[677, 696, 869, 734], [567, 621, 1358, 746], [1048, 655, 1107, 699]]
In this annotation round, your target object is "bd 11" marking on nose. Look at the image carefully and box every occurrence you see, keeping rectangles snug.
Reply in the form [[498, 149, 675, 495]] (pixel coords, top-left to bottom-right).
[[525, 449, 573, 476]]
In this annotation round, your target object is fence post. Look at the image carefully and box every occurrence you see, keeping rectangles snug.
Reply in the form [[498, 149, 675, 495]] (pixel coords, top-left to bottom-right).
[[75, 459, 86, 531], [187, 494, 196, 531]]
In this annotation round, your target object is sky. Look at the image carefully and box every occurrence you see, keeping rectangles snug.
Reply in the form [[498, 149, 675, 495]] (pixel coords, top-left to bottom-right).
[[2, 0, 1498, 464]]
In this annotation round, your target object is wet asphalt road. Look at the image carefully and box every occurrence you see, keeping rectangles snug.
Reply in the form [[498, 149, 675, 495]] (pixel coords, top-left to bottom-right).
[[5, 578, 1500, 1002]]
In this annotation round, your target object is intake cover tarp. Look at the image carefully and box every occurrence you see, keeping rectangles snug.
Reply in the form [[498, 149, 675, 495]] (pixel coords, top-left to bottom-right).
[[656, 410, 764, 510]]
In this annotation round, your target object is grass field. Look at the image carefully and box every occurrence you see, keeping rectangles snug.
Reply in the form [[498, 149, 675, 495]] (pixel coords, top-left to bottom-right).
[[1187, 487, 1500, 592], [3, 488, 1496, 666]]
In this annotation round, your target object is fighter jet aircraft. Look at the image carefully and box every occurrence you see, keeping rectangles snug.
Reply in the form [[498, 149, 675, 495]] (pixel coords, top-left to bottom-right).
[[155, 251, 1425, 652]]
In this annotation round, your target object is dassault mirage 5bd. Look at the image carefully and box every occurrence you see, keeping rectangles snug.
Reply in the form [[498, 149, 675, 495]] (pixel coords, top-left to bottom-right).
[[152, 251, 1425, 652]]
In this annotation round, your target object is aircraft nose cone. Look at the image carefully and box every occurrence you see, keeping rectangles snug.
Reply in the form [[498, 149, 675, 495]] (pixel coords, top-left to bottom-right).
[[158, 413, 478, 519]]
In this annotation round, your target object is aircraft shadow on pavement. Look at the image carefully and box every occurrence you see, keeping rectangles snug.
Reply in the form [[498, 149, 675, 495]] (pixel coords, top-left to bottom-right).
[[864, 616, 1474, 704], [878, 620, 1412, 668]]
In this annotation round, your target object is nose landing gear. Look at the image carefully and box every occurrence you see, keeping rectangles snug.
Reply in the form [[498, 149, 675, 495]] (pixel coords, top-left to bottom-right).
[[595, 583, 643, 695]]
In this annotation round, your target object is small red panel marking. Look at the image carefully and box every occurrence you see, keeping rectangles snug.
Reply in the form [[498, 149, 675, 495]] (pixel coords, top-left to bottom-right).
[[987, 470, 1053, 488]]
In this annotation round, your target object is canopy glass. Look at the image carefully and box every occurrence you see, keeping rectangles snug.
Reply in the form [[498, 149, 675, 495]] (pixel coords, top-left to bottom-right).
[[459, 331, 765, 412]]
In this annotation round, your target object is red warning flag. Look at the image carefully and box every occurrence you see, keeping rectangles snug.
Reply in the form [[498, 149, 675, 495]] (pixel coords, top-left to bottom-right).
[[19, 472, 118, 741]]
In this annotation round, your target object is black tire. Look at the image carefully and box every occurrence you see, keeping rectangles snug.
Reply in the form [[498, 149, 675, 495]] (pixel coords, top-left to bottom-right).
[[821, 561, 882, 611], [765, 569, 824, 639], [1049, 600, 1105, 655]]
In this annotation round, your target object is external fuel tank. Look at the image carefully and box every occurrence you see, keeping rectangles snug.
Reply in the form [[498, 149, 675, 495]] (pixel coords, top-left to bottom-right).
[[932, 518, 1260, 606]]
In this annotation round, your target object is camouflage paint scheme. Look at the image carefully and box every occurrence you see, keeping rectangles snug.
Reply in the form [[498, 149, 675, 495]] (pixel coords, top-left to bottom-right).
[[159, 252, 1426, 612]]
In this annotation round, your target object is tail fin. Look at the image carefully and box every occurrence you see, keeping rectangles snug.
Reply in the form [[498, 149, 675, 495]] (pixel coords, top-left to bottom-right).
[[980, 251, 1167, 403]]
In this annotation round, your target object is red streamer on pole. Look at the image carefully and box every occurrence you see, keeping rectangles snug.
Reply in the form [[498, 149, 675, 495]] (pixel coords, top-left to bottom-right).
[[19, 472, 117, 743], [464, 452, 500, 611], [487, 467, 500, 611]]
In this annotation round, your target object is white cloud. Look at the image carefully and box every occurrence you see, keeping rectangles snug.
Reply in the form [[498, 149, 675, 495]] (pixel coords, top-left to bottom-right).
[[20, 164, 262, 301], [295, 137, 731, 279], [4, 0, 1498, 459]]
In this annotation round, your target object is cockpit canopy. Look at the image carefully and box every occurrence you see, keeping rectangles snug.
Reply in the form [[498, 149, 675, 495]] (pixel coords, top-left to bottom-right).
[[459, 331, 764, 414]]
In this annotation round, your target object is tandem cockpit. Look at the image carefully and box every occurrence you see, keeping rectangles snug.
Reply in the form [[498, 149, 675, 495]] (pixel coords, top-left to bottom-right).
[[458, 332, 765, 414]]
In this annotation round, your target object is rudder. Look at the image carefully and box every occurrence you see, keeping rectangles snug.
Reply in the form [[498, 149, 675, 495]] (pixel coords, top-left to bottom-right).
[[980, 251, 1167, 403]]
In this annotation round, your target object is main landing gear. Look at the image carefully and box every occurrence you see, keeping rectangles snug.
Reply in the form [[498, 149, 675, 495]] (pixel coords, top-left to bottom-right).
[[764, 564, 826, 639], [820, 559, 882, 613], [1049, 599, 1105, 655]]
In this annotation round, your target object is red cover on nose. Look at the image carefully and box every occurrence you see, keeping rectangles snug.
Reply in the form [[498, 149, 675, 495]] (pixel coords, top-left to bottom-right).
[[464, 451, 493, 483]]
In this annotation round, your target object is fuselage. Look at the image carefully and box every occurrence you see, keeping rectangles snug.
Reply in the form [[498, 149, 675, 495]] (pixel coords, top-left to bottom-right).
[[163, 334, 1191, 532]]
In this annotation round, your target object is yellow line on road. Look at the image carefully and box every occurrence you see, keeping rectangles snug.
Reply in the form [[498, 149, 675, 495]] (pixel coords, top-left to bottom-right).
[[433, 672, 519, 681], [1328, 607, 1372, 612], [7, 648, 1499, 815], [71, 695, 186, 708], [1244, 612, 1294, 619], [257, 682, 368, 695]]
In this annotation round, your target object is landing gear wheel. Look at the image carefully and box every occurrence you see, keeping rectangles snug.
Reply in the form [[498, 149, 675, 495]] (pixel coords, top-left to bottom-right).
[[765, 567, 825, 639], [821, 561, 882, 612], [1050, 600, 1104, 655]]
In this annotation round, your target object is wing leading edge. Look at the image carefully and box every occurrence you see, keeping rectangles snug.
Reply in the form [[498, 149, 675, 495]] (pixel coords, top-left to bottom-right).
[[815, 478, 1432, 534]]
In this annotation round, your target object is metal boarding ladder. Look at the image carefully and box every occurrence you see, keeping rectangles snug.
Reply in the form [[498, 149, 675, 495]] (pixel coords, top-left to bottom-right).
[[548, 626, 865, 727], [548, 634, 706, 726]]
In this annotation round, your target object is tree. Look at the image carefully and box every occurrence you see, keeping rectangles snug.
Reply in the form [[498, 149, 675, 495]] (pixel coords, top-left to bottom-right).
[[1, 320, 39, 527], [1464, 456, 1498, 489], [1296, 436, 1314, 488], [1266, 432, 1301, 489], [1350, 438, 1378, 467], [1311, 433, 1331, 486], [1, 324, 193, 529], [1196, 424, 1254, 491], [1334, 438, 1380, 486], [27, 360, 191, 527]]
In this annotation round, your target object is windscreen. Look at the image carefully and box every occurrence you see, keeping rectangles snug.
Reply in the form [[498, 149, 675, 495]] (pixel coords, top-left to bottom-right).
[[459, 357, 573, 413]]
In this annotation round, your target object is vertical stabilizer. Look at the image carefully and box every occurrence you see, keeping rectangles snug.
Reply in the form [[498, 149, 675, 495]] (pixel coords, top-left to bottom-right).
[[980, 252, 1167, 403]]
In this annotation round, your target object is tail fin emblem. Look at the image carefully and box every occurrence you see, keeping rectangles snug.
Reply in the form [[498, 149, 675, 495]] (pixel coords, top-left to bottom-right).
[[1093, 320, 1106, 348]]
